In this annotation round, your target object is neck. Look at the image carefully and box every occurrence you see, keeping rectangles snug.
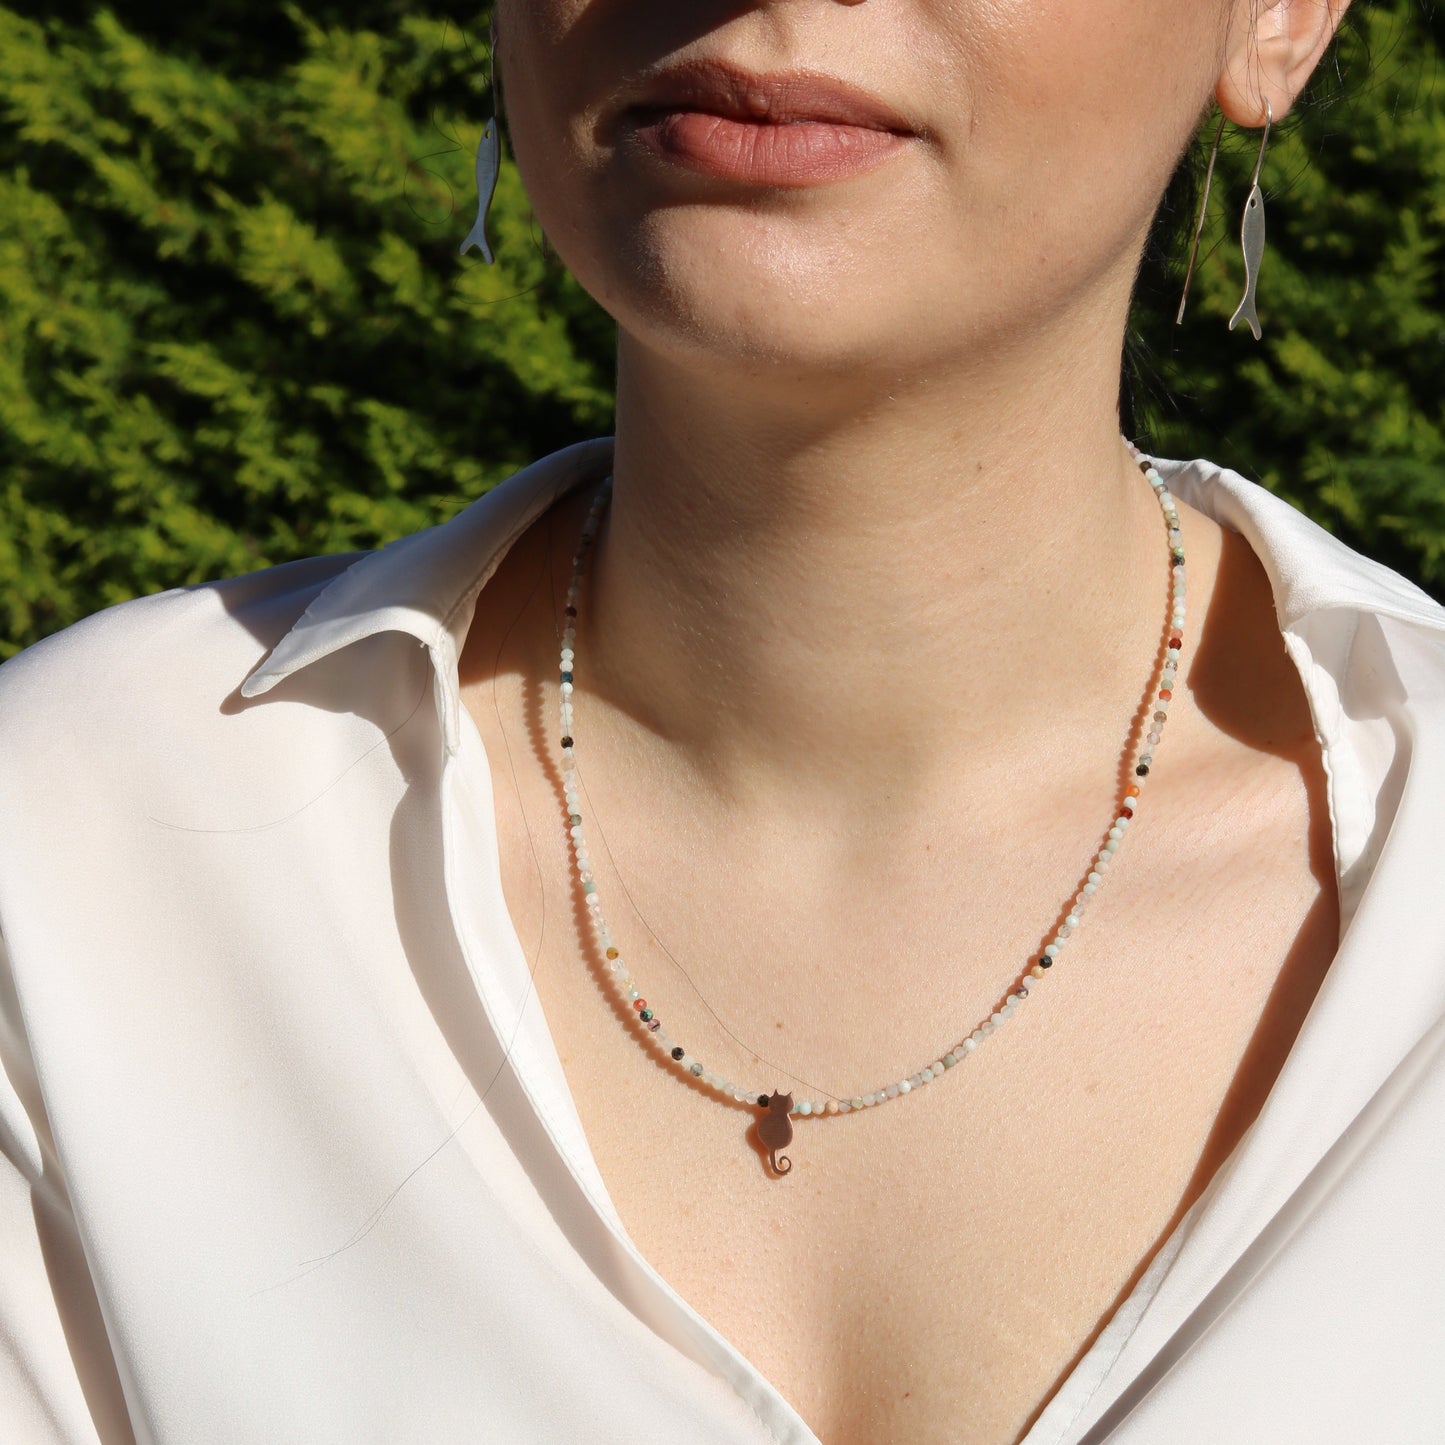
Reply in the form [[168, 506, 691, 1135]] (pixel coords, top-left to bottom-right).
[[573, 322, 1170, 820]]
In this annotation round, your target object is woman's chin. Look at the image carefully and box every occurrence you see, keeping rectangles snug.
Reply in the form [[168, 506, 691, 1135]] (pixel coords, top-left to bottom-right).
[[616, 311, 919, 397], [595, 236, 907, 376]]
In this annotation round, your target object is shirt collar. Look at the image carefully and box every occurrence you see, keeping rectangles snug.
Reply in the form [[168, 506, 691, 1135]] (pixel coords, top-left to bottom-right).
[[238, 437, 614, 754], [1151, 453, 1445, 636], [238, 440, 1445, 752]]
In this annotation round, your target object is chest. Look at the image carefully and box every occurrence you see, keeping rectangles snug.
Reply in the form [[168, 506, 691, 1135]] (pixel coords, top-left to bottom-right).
[[469, 735, 1338, 1445]]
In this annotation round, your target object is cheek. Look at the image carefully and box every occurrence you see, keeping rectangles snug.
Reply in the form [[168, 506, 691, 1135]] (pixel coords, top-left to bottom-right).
[[934, 0, 1220, 186], [918, 1, 1221, 275]]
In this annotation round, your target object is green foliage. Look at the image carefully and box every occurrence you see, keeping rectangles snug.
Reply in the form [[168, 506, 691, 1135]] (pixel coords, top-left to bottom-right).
[[0, 1, 1442, 659], [0, 2, 614, 656], [1134, 0, 1445, 596]]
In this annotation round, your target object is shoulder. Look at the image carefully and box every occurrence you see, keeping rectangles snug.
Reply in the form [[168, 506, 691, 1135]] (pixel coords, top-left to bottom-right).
[[0, 552, 363, 821], [1, 552, 356, 722], [1160, 454, 1445, 693]]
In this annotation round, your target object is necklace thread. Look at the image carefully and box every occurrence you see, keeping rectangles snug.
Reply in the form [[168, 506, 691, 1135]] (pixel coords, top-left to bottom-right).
[[557, 443, 1185, 1126]]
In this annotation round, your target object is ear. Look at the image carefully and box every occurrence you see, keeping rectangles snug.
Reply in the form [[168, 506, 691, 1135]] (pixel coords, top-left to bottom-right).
[[1217, 0, 1353, 126]]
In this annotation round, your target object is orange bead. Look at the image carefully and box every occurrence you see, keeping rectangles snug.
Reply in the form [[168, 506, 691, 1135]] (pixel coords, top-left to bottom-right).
[[1126, 785, 1140, 797], [605, 947, 619, 959], [1159, 689, 1173, 700], [632, 999, 647, 1011]]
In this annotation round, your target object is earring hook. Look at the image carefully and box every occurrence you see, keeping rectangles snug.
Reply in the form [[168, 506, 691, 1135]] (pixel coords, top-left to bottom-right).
[[1248, 96, 1273, 191], [1176, 110, 1226, 326], [488, 15, 499, 120]]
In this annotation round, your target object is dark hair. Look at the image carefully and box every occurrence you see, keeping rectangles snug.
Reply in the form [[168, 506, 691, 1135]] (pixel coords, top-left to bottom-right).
[[1121, 2, 1372, 440]]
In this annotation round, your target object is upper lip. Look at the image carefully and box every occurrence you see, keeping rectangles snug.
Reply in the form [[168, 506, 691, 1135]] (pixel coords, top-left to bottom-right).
[[621, 57, 916, 134]]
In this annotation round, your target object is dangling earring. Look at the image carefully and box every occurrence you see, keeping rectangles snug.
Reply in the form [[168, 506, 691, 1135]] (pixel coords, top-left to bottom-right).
[[459, 18, 502, 263], [1228, 98, 1272, 340], [1175, 98, 1273, 340]]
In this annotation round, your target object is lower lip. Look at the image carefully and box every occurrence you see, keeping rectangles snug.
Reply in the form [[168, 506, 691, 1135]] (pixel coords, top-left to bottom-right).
[[629, 109, 909, 186]]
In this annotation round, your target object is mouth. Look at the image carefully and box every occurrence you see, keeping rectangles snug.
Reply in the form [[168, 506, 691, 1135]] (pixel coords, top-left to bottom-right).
[[619, 58, 917, 187]]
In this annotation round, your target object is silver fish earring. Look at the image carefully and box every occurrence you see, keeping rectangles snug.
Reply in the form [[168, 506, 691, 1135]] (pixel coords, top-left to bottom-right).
[[459, 19, 501, 263], [1229, 98, 1272, 339], [1176, 98, 1273, 340]]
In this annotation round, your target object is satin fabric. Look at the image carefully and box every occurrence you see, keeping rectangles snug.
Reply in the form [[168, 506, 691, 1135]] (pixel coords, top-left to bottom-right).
[[2, 440, 1443, 1443]]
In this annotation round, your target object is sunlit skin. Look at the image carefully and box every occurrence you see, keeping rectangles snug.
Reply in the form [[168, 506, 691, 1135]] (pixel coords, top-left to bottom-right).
[[464, 6, 1351, 1437], [490, 0, 1347, 817]]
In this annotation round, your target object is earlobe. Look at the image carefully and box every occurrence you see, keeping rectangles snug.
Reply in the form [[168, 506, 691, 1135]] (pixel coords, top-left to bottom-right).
[[1215, 0, 1351, 127]]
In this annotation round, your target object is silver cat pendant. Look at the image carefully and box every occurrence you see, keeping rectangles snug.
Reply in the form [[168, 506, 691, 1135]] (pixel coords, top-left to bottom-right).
[[1228, 182, 1265, 340], [459, 119, 500, 263]]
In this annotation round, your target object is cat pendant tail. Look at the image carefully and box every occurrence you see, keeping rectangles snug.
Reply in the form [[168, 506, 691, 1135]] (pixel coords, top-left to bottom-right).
[[757, 1091, 794, 1176]]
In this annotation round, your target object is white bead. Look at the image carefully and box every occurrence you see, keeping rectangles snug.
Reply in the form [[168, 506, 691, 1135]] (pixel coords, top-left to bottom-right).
[[898, 1079, 911, 1094]]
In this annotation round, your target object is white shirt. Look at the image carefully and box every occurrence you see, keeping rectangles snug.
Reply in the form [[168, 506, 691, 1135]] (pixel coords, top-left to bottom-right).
[[2, 438, 1444, 1445]]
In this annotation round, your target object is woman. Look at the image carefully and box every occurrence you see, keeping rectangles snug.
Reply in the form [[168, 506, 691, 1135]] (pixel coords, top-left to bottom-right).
[[3, 1, 1444, 1442]]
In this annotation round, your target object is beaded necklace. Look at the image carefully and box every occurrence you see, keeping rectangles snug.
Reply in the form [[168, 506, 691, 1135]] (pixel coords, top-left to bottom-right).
[[555, 440, 1185, 1177]]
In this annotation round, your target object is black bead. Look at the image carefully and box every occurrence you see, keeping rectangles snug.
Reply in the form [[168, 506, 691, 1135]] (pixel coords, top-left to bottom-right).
[[1039, 957, 1053, 969], [1136, 763, 1150, 776], [565, 605, 577, 616], [561, 736, 573, 748], [672, 1046, 685, 1060], [758, 1094, 770, 1107], [560, 671, 573, 683]]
